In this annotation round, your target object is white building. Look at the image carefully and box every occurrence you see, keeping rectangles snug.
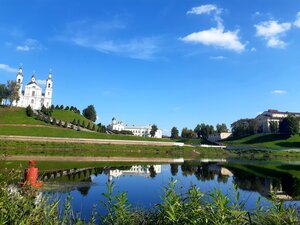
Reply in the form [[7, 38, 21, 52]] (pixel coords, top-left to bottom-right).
[[255, 109, 300, 133], [107, 117, 163, 138], [12, 66, 53, 110]]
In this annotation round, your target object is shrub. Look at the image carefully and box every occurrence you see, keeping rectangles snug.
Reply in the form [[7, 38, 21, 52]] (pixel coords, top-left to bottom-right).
[[25, 105, 34, 117]]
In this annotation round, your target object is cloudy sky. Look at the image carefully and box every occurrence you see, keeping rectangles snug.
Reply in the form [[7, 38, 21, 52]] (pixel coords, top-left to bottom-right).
[[0, 0, 300, 134]]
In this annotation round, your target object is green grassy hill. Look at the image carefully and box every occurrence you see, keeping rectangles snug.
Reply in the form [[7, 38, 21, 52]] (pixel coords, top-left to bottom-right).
[[52, 109, 92, 125], [0, 106, 171, 142], [222, 133, 300, 148], [0, 107, 48, 125]]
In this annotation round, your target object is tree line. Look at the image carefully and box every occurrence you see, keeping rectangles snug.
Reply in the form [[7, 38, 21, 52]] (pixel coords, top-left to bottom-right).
[[0, 81, 20, 107], [170, 123, 229, 139]]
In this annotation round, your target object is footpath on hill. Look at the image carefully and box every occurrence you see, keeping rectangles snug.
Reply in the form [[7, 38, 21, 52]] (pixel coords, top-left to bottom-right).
[[0, 135, 185, 147]]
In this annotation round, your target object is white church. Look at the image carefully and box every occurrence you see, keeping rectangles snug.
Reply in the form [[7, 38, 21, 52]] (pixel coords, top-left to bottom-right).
[[12, 66, 53, 110]]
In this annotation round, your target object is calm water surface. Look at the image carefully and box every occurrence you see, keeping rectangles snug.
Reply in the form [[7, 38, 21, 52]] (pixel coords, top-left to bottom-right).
[[36, 160, 300, 219]]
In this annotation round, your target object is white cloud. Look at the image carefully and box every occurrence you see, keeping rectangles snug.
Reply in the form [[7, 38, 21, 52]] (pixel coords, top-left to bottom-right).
[[57, 20, 160, 60], [187, 4, 218, 15], [16, 38, 43, 52], [36, 79, 46, 87], [294, 11, 300, 27], [210, 56, 226, 60], [272, 90, 287, 94], [180, 27, 245, 53], [0, 64, 18, 73], [255, 20, 291, 48], [187, 4, 223, 28]]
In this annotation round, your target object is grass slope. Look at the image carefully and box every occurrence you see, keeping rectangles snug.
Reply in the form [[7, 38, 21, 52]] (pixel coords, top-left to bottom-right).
[[0, 107, 47, 125], [222, 133, 300, 148], [52, 109, 92, 125]]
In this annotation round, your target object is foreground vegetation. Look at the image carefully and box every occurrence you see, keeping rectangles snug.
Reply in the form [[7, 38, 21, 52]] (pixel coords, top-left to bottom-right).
[[0, 171, 298, 225], [222, 133, 300, 149]]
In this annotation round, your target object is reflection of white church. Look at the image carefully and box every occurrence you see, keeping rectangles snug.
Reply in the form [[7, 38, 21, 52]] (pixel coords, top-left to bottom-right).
[[108, 165, 161, 181], [12, 66, 53, 110], [107, 117, 163, 138]]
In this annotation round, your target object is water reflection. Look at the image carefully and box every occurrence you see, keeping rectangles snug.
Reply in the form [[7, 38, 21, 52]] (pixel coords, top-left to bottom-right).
[[41, 162, 300, 202]]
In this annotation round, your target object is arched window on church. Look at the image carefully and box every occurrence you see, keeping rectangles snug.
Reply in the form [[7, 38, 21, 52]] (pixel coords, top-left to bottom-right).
[[32, 91, 35, 96], [48, 84, 51, 88], [18, 79, 20, 83], [31, 99, 34, 104]]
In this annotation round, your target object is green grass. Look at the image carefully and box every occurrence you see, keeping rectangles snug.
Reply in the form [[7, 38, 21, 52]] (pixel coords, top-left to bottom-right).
[[0, 107, 47, 125], [0, 125, 172, 142], [51, 109, 92, 125], [0, 140, 230, 158], [222, 133, 300, 149], [175, 138, 213, 145]]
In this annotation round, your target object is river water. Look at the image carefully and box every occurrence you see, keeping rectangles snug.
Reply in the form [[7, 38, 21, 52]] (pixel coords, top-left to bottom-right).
[[33, 159, 300, 220]]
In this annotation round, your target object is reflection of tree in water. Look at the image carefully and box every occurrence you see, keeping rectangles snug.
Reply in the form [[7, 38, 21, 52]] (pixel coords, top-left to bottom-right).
[[180, 163, 217, 181], [170, 164, 179, 176], [229, 166, 300, 198], [217, 174, 229, 184], [149, 165, 157, 178], [77, 177, 92, 196]]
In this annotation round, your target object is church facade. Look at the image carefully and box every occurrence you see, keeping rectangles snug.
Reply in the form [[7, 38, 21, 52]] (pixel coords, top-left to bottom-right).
[[12, 66, 53, 110]]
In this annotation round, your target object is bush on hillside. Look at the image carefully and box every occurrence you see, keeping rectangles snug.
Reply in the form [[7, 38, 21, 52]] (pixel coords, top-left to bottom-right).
[[25, 105, 34, 117]]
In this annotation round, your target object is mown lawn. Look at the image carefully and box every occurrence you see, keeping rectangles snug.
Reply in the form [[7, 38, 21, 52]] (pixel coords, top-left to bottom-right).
[[0, 126, 172, 142], [51, 109, 93, 125], [0, 107, 47, 125], [222, 133, 300, 148]]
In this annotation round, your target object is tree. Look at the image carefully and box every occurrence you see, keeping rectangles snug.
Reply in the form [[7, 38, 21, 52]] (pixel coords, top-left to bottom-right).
[[86, 122, 91, 130], [181, 128, 196, 139], [81, 120, 86, 128], [150, 124, 158, 138], [59, 105, 64, 110], [170, 127, 179, 139], [52, 118, 57, 126], [82, 105, 97, 122], [50, 104, 55, 110], [72, 119, 76, 125], [216, 123, 228, 133], [279, 116, 299, 136], [6, 80, 20, 107], [26, 105, 34, 117], [0, 84, 9, 105], [65, 106, 69, 110], [194, 124, 203, 138], [92, 124, 96, 131], [269, 121, 279, 133], [170, 164, 179, 176], [77, 119, 80, 126], [55, 105, 59, 109], [231, 119, 259, 137]]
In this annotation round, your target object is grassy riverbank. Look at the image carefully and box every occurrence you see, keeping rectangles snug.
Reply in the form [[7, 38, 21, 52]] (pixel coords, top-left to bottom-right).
[[222, 133, 300, 149]]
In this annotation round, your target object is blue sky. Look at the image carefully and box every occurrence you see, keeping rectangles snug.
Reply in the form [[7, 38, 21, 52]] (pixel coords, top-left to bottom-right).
[[0, 0, 300, 134]]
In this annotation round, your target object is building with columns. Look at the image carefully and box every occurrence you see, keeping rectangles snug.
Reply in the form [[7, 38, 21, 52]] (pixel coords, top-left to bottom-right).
[[107, 117, 163, 138], [12, 66, 53, 110]]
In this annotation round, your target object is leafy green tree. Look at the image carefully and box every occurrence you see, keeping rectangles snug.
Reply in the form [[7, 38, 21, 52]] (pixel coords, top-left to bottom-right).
[[72, 119, 76, 125], [216, 123, 228, 133], [58, 120, 62, 126], [77, 119, 80, 126], [6, 80, 20, 107], [65, 106, 69, 110], [194, 124, 203, 138], [269, 121, 279, 133], [26, 105, 34, 117], [52, 118, 57, 125], [55, 105, 59, 109], [170, 127, 179, 139], [86, 122, 91, 130], [50, 104, 55, 110], [81, 120, 86, 128], [82, 105, 97, 122], [59, 105, 64, 110], [150, 124, 158, 137], [279, 116, 299, 136], [231, 119, 259, 137], [92, 124, 96, 131], [63, 121, 68, 128], [181, 128, 196, 139], [0, 83, 9, 105]]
